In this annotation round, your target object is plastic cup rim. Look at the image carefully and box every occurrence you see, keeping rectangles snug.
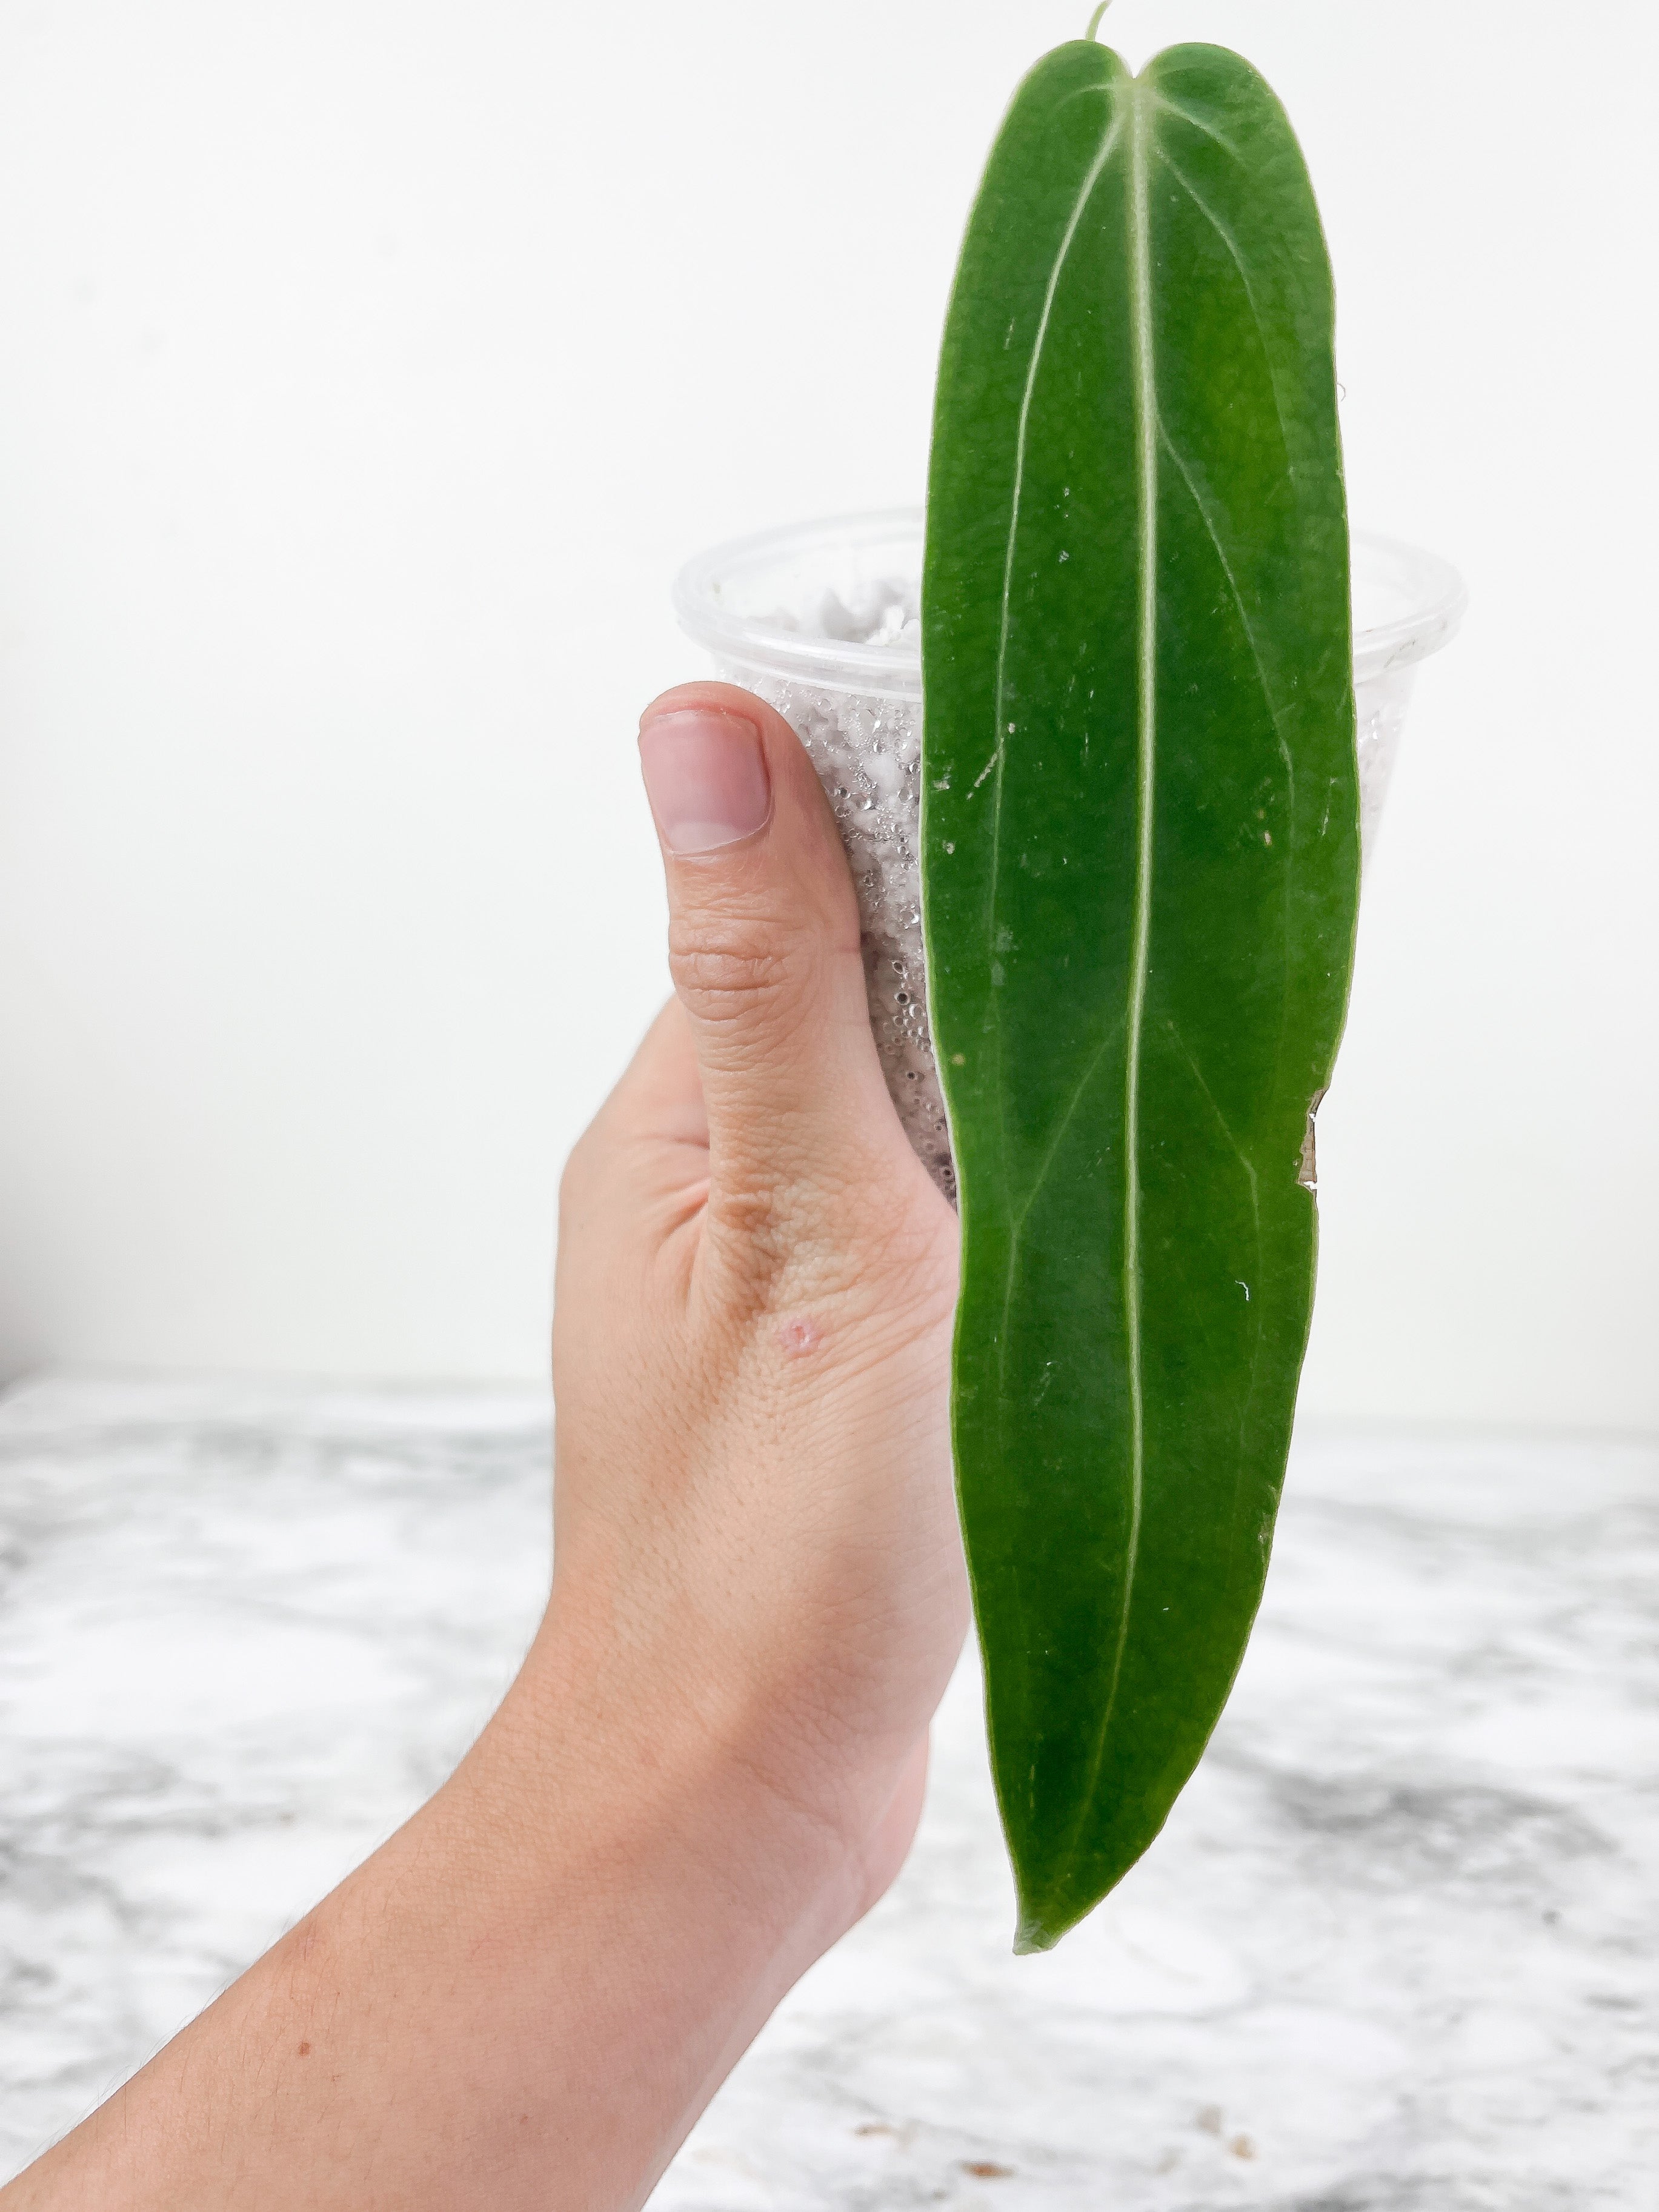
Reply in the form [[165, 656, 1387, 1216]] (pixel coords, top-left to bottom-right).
[[672, 506, 1468, 702]]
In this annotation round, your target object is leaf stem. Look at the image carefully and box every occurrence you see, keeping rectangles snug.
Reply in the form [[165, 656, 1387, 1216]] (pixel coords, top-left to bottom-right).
[[1086, 1, 1115, 39]]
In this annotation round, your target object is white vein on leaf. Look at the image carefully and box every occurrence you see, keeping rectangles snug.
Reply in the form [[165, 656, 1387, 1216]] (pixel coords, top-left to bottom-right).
[[987, 86, 1125, 1438], [1149, 88, 1245, 162], [1057, 80, 1158, 1890], [1157, 424, 1296, 794], [1157, 422, 1299, 1100], [1150, 144, 1295, 473], [987, 101, 1126, 887]]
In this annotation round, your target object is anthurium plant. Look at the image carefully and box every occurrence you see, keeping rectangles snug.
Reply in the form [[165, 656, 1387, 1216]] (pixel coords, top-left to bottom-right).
[[922, 12, 1359, 1950]]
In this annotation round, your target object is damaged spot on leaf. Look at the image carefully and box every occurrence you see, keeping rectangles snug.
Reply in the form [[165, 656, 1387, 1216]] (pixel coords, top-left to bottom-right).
[[1298, 1089, 1329, 1193]]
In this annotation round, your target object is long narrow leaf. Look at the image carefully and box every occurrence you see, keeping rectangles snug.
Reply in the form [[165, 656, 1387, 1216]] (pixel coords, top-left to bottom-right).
[[922, 39, 1360, 1951]]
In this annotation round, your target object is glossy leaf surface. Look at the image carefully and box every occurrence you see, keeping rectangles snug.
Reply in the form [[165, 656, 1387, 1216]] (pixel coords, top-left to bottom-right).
[[922, 39, 1359, 1950]]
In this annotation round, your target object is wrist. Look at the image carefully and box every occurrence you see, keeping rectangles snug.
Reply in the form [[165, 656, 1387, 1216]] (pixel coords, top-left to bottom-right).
[[477, 1584, 879, 1962]]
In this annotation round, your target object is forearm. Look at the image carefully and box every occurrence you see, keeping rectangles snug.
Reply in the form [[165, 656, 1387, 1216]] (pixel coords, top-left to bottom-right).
[[5, 1609, 862, 2212], [8, 680, 964, 2205]]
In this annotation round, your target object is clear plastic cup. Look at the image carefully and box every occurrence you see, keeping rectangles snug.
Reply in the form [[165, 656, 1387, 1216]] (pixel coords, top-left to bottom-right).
[[674, 510, 1465, 1197]]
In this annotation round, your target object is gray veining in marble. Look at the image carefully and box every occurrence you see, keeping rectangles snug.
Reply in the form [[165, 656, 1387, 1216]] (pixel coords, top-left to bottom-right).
[[1, 1375, 1655, 2205]]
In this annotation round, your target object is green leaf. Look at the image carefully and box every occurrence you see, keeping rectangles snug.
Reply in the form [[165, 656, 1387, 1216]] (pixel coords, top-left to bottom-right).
[[922, 39, 1360, 1951]]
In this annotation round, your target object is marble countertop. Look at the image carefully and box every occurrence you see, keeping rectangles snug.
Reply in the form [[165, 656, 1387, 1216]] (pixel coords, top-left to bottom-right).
[[1, 1375, 1654, 2206]]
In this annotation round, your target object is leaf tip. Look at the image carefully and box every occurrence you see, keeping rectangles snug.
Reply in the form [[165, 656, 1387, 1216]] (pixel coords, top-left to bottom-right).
[[1012, 1886, 1077, 1955]]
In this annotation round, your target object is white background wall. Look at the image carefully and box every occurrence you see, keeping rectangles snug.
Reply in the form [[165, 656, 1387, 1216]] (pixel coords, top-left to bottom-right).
[[0, 0, 1654, 1428]]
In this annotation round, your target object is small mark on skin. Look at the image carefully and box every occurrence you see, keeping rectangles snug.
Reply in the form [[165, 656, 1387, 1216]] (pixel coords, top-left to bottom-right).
[[1196, 2105, 1224, 2136], [961, 2162, 1014, 2180], [297, 2042, 311, 2058], [951, 1052, 966, 1066], [1235, 1280, 1251, 1302], [777, 1316, 823, 1358], [855, 2123, 897, 2138], [1229, 2134, 1257, 2161]]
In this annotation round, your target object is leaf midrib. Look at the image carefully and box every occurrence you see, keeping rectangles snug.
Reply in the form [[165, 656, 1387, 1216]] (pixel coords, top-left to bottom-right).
[[985, 76, 1125, 1517]]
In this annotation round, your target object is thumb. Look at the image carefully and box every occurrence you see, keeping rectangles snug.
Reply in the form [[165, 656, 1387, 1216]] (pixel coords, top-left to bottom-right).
[[637, 681, 902, 1235]]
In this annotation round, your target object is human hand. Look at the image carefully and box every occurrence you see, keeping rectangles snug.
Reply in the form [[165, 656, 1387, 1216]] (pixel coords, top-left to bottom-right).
[[3, 683, 968, 2212], [545, 679, 969, 1914]]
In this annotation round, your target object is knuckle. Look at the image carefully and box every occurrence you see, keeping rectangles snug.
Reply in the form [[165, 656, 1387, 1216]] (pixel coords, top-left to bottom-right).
[[706, 1180, 856, 1320], [704, 1178, 793, 1306], [711, 1161, 956, 1335], [667, 911, 810, 1032]]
